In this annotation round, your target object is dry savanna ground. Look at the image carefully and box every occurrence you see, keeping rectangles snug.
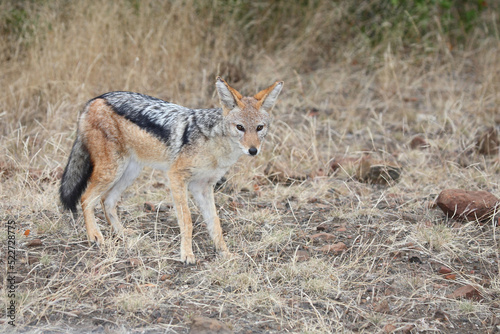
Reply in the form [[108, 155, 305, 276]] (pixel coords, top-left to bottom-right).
[[1, 1, 500, 333]]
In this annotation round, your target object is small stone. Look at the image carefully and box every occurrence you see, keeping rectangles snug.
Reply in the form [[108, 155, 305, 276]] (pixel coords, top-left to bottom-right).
[[310, 233, 336, 242], [189, 315, 233, 334], [439, 266, 452, 274], [336, 226, 347, 232], [320, 242, 347, 254], [433, 310, 448, 321], [447, 285, 482, 301], [294, 250, 310, 262], [374, 299, 390, 313], [409, 136, 429, 150], [27, 238, 43, 247], [383, 323, 397, 333], [436, 189, 500, 222]]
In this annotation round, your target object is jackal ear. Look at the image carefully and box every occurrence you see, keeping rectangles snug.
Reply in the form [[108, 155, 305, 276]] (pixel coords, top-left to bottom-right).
[[216, 77, 243, 116], [255, 81, 284, 112]]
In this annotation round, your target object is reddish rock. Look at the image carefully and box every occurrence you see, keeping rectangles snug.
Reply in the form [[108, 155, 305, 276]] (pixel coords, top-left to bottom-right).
[[190, 315, 233, 334], [27, 238, 43, 247], [336, 226, 347, 232], [410, 136, 429, 150], [438, 266, 452, 274], [447, 285, 482, 301], [310, 233, 336, 242], [383, 324, 397, 333], [320, 242, 347, 254], [436, 189, 499, 222]]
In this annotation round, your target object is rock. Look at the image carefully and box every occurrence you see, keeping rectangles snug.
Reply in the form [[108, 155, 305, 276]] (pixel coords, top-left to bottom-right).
[[310, 233, 336, 242], [383, 323, 397, 333], [27, 238, 43, 247], [294, 250, 310, 262], [189, 315, 233, 334], [409, 136, 429, 150], [374, 299, 390, 313], [447, 285, 482, 301], [356, 158, 401, 184], [320, 242, 347, 254], [436, 189, 500, 222], [476, 127, 499, 155], [438, 266, 452, 274]]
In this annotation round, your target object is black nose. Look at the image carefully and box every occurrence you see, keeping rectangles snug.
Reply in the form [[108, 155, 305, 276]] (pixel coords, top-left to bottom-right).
[[248, 147, 258, 156]]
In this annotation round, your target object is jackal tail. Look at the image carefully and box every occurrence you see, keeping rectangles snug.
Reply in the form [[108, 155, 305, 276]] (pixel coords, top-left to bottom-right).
[[59, 135, 93, 212]]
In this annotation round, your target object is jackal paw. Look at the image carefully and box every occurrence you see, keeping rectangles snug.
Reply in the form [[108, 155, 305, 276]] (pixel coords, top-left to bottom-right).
[[181, 252, 196, 265], [87, 229, 105, 246]]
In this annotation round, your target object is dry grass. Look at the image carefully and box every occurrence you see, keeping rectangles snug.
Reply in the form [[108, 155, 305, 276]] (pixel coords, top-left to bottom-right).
[[1, 0, 500, 333]]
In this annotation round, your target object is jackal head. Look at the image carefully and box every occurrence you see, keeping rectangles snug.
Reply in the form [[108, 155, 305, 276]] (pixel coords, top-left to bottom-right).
[[216, 77, 283, 156]]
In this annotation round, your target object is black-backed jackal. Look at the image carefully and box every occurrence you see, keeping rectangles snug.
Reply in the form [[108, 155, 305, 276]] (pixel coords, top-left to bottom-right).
[[59, 77, 283, 264]]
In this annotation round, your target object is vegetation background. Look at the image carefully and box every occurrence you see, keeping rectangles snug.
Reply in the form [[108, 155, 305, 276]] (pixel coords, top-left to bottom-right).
[[1, 0, 499, 333]]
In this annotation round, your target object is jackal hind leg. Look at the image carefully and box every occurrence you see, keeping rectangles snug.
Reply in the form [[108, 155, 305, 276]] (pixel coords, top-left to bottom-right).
[[80, 145, 123, 245], [168, 169, 195, 265], [101, 159, 142, 238], [189, 180, 230, 258], [81, 178, 109, 246]]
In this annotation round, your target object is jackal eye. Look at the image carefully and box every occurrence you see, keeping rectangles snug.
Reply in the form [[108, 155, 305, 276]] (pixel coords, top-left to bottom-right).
[[236, 124, 245, 132], [256, 125, 264, 132]]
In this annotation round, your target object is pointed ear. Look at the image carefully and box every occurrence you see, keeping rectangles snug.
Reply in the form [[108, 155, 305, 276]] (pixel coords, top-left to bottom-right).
[[216, 77, 244, 116], [255, 81, 284, 112]]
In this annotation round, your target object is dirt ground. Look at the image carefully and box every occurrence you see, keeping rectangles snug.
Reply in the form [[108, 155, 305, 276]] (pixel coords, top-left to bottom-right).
[[1, 1, 500, 333]]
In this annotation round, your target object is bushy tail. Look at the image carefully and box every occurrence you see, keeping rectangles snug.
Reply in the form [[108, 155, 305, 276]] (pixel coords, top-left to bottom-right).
[[59, 136, 93, 212]]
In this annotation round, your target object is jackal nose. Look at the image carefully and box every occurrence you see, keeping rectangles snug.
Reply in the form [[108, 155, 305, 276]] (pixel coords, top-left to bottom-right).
[[248, 147, 258, 156]]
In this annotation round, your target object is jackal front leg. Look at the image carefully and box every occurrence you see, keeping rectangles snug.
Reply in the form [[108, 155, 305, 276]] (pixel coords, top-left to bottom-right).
[[168, 172, 196, 265], [189, 180, 230, 257]]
